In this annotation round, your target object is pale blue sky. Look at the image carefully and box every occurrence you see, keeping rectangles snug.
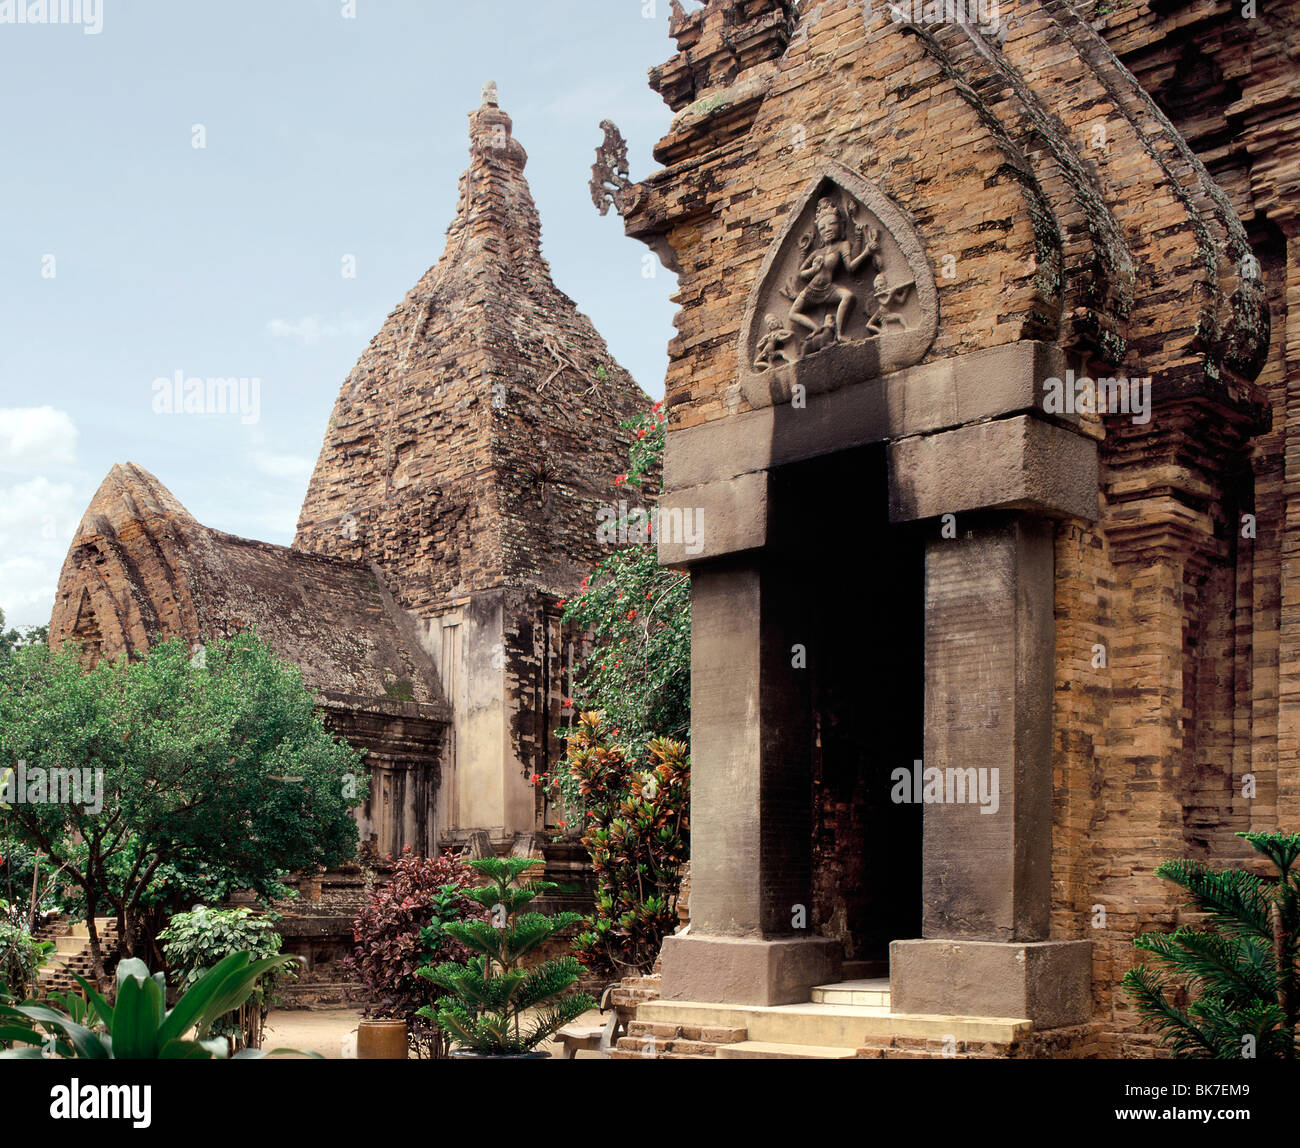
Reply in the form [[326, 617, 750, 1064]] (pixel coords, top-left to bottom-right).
[[0, 0, 681, 628]]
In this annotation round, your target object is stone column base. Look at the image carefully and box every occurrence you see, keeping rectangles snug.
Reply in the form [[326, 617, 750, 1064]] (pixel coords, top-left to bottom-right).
[[661, 935, 842, 1006], [890, 938, 1093, 1029]]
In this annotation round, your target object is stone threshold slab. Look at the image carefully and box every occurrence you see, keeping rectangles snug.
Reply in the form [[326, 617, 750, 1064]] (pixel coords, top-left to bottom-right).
[[637, 999, 1033, 1048]]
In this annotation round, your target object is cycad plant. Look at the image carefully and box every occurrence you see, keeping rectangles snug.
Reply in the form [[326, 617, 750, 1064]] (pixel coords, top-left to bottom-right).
[[416, 856, 595, 1055], [1123, 831, 1298, 1059]]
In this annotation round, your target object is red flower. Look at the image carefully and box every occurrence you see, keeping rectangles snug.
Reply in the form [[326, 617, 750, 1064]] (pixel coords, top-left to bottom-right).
[[615, 474, 627, 486], [557, 599, 566, 608], [627, 609, 637, 621], [637, 429, 646, 439], [581, 577, 589, 589], [557, 820, 566, 829], [529, 773, 541, 787], [646, 590, 653, 599], [653, 400, 663, 412], [563, 697, 574, 708]]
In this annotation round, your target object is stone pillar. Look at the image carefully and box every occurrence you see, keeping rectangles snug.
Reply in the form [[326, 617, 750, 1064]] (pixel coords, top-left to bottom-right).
[[886, 421, 1096, 1027], [659, 550, 841, 1005], [920, 514, 1055, 941]]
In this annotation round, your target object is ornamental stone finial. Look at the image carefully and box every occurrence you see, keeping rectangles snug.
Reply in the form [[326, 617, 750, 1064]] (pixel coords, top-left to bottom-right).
[[589, 119, 634, 218]]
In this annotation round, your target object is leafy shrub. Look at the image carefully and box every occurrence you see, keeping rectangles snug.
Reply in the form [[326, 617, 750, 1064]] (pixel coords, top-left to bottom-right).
[[1124, 831, 1299, 1059], [343, 847, 480, 1058], [560, 712, 689, 977], [0, 899, 51, 1000], [557, 404, 689, 782], [0, 951, 308, 1059], [158, 905, 287, 1051], [417, 856, 595, 1055]]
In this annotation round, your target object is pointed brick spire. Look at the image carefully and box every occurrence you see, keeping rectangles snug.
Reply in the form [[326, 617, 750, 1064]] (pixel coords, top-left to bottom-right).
[[294, 86, 649, 615]]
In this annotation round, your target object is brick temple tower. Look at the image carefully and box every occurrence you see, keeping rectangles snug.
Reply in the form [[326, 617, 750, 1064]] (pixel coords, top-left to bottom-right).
[[293, 82, 651, 849], [51, 84, 651, 857]]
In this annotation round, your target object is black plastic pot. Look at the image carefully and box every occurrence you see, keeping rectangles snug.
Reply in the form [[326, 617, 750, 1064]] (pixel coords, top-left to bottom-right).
[[449, 1049, 548, 1060]]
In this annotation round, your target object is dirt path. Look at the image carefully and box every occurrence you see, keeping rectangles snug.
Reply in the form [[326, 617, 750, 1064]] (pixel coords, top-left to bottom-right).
[[263, 1007, 609, 1059]]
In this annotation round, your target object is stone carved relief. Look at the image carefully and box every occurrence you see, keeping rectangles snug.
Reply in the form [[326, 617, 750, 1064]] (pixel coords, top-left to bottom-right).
[[739, 165, 938, 407]]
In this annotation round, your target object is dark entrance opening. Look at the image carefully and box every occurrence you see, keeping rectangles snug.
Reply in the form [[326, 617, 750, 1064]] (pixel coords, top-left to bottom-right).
[[770, 443, 925, 971]]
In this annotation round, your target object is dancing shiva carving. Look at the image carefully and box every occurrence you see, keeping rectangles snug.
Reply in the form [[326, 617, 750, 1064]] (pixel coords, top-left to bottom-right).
[[738, 166, 938, 405]]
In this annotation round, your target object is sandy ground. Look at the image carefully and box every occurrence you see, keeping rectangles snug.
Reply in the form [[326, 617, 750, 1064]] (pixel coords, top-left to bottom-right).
[[263, 1006, 611, 1060]]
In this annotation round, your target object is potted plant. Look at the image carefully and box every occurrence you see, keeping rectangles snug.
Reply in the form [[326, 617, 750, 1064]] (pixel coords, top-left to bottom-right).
[[416, 855, 595, 1057], [343, 847, 480, 1059]]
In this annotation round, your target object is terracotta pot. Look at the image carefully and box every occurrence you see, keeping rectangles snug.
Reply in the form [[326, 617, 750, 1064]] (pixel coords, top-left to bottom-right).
[[356, 1019, 408, 1059]]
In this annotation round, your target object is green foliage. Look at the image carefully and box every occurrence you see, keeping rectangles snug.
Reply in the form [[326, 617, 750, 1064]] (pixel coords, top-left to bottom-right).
[[158, 906, 287, 1050], [0, 950, 311, 1059], [557, 405, 689, 780], [0, 899, 52, 999], [1123, 831, 1299, 1059], [416, 856, 595, 1054], [0, 631, 366, 979], [561, 712, 689, 977], [0, 840, 75, 922]]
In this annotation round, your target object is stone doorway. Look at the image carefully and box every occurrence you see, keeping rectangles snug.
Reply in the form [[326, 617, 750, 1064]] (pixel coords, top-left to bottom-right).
[[771, 446, 925, 974]]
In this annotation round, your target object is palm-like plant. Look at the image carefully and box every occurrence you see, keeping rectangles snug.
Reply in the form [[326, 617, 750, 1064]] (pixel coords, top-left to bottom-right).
[[1123, 831, 1298, 1059], [0, 950, 309, 1059], [416, 856, 595, 1055]]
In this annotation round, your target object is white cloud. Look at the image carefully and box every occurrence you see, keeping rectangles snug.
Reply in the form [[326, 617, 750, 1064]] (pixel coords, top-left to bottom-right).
[[0, 475, 82, 629], [266, 314, 369, 345], [0, 407, 78, 471]]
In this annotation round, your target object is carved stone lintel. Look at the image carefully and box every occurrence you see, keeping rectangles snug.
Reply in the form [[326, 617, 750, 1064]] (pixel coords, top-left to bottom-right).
[[590, 119, 636, 218], [739, 163, 939, 408]]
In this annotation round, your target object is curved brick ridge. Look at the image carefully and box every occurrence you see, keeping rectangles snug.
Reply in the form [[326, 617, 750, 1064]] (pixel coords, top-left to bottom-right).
[[49, 463, 446, 713], [294, 85, 651, 616]]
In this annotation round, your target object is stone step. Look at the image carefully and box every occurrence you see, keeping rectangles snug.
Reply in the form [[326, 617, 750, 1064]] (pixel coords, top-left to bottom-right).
[[66, 918, 117, 940], [637, 999, 1032, 1050], [811, 978, 891, 1008], [717, 1040, 859, 1060]]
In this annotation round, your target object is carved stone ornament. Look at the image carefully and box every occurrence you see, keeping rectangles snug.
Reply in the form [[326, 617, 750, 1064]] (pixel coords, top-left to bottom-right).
[[738, 164, 938, 407], [590, 120, 640, 218]]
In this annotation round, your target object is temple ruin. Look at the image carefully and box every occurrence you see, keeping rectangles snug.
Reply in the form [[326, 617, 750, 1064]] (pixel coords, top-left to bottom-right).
[[596, 0, 1297, 1057]]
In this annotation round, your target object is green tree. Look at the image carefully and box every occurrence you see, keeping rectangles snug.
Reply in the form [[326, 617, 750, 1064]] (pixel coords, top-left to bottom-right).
[[1123, 831, 1299, 1059], [417, 856, 595, 1055], [0, 608, 46, 659], [0, 631, 365, 986]]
